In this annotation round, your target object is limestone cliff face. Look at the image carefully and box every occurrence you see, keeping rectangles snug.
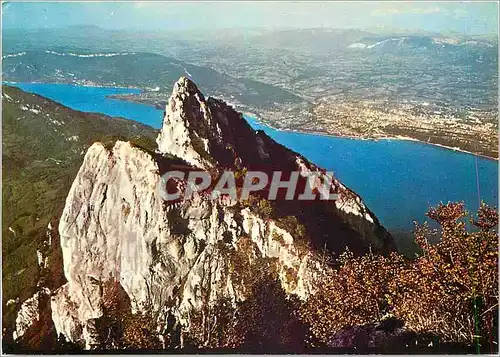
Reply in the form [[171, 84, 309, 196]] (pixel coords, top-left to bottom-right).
[[15, 77, 395, 349], [50, 141, 322, 347], [155, 77, 393, 254]]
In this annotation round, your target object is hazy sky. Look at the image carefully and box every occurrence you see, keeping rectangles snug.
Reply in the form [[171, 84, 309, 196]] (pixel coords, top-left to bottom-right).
[[2, 1, 498, 35]]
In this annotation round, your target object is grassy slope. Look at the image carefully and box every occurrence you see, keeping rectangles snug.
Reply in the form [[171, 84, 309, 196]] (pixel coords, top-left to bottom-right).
[[2, 85, 158, 305]]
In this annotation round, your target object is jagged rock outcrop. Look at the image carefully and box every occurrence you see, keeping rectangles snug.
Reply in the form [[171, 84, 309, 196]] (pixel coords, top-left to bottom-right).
[[9, 220, 66, 351], [13, 222, 57, 340], [16, 77, 395, 349], [156, 77, 393, 254], [13, 288, 51, 341], [50, 140, 323, 347]]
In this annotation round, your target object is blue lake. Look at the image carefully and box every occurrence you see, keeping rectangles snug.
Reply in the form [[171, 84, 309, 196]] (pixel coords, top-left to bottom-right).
[[8, 82, 162, 128], [9, 82, 498, 232]]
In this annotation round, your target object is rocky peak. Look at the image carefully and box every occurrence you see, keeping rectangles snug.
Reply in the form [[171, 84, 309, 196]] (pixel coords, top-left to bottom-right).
[[156, 76, 216, 170], [156, 76, 286, 172], [157, 77, 394, 255], [12, 77, 395, 350]]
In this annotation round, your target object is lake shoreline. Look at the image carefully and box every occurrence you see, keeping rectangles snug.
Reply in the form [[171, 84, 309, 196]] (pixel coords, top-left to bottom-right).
[[6, 81, 496, 162], [94, 90, 498, 162], [243, 112, 498, 162], [2, 80, 140, 91], [5, 82, 497, 231]]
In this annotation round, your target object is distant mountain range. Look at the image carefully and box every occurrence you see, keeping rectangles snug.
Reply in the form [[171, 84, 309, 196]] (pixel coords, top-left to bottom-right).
[[347, 35, 496, 52], [229, 28, 497, 54], [2, 48, 303, 110], [4, 26, 496, 55], [3, 26, 496, 160]]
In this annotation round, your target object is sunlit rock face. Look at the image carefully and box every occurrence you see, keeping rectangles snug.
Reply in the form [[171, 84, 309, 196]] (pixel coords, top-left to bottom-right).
[[50, 140, 323, 345], [14, 288, 50, 341], [157, 77, 215, 170], [17, 77, 394, 348]]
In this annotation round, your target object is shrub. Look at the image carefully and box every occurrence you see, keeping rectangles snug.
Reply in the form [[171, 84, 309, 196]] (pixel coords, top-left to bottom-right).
[[255, 199, 274, 218], [128, 135, 158, 152], [271, 231, 285, 244], [300, 202, 498, 350], [228, 235, 267, 299], [121, 202, 131, 218], [121, 312, 162, 350], [283, 267, 298, 290], [300, 250, 403, 343], [276, 216, 306, 238], [391, 202, 498, 345], [293, 237, 313, 259], [95, 280, 163, 351], [187, 297, 241, 349], [232, 275, 308, 352]]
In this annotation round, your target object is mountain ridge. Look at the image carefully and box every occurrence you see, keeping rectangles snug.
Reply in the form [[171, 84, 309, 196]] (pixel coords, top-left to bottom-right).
[[2, 84, 160, 351], [7, 77, 395, 351]]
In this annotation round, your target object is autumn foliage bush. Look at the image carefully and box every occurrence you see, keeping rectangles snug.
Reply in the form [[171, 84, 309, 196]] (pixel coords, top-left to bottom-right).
[[95, 280, 162, 351], [300, 202, 498, 350], [393, 202, 498, 346]]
